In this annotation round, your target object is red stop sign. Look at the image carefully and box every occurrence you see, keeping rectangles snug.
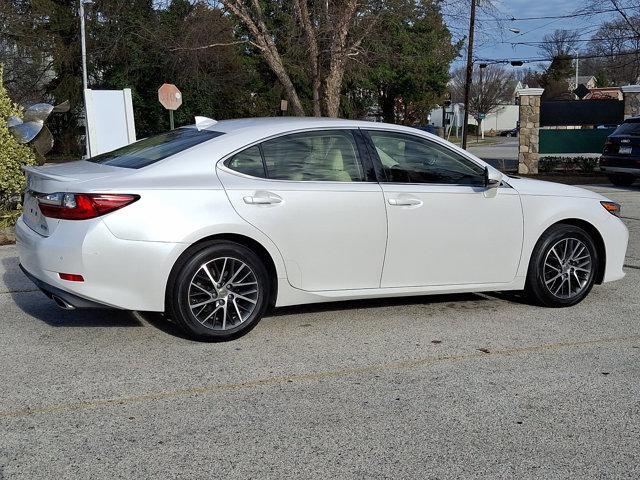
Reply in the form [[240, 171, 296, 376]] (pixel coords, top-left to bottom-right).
[[158, 83, 182, 110]]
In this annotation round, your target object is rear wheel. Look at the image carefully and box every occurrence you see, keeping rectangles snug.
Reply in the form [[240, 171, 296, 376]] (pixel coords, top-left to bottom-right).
[[525, 224, 598, 307], [168, 242, 270, 341], [608, 173, 636, 187]]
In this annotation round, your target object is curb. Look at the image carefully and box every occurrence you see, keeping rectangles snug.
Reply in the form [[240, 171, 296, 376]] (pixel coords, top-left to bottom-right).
[[0, 227, 16, 246]]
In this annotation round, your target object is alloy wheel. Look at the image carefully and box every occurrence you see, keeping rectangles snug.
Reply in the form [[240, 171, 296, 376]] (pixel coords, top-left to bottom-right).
[[542, 237, 593, 299], [187, 256, 259, 330]]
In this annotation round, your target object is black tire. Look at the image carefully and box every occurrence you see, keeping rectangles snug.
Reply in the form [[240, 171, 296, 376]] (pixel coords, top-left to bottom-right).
[[608, 174, 636, 187], [168, 241, 270, 341], [525, 224, 598, 308]]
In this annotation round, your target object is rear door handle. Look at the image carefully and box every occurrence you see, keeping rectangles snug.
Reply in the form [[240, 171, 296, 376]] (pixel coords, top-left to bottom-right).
[[243, 193, 282, 205], [388, 197, 422, 206]]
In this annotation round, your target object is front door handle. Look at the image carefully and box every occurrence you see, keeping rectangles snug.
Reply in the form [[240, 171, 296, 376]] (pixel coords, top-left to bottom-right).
[[388, 197, 422, 206], [243, 193, 282, 205]]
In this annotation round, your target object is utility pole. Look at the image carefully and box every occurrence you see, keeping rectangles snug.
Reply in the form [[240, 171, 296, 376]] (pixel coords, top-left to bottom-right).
[[79, 0, 91, 158], [574, 49, 579, 96], [479, 63, 487, 141], [461, 0, 477, 150]]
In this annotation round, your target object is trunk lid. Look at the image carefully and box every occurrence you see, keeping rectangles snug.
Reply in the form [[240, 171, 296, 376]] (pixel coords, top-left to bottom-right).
[[604, 134, 640, 156], [22, 161, 125, 236]]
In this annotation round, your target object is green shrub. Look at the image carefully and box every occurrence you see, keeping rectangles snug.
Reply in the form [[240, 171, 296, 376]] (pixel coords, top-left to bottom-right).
[[538, 156, 600, 174], [539, 156, 560, 173], [578, 157, 599, 173], [0, 64, 36, 215]]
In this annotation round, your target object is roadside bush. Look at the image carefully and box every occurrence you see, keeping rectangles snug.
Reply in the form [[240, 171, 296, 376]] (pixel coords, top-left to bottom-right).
[[539, 157, 560, 173], [578, 157, 599, 173], [0, 64, 36, 218], [539, 156, 600, 174]]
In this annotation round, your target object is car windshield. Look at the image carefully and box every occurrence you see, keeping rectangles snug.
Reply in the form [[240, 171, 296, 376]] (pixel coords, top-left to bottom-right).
[[612, 121, 640, 136], [88, 127, 224, 169]]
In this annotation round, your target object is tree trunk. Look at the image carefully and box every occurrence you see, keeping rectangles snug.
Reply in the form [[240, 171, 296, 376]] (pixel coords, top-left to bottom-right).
[[380, 89, 395, 123], [221, 0, 306, 116], [260, 45, 306, 116]]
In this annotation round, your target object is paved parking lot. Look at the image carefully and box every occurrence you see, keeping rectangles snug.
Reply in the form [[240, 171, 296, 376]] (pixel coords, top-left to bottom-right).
[[1, 185, 638, 479]]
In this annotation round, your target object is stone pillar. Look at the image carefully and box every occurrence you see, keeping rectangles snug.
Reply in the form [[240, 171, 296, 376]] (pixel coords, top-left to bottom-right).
[[517, 88, 544, 175], [621, 85, 640, 118]]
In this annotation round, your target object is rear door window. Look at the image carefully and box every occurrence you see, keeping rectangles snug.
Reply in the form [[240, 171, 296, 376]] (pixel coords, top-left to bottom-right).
[[260, 130, 365, 182], [88, 128, 224, 169], [226, 146, 266, 178]]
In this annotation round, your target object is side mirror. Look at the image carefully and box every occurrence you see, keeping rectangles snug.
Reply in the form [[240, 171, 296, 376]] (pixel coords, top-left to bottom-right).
[[484, 166, 502, 189]]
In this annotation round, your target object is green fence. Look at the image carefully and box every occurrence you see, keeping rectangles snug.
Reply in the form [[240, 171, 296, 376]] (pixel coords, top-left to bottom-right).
[[539, 128, 615, 154]]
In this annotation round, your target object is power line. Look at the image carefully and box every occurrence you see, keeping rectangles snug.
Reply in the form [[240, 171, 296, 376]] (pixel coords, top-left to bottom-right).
[[508, 35, 640, 46], [476, 8, 620, 22], [477, 49, 640, 65]]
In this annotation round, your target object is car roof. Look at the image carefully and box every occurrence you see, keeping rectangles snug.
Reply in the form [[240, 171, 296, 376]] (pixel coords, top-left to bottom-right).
[[157, 115, 493, 176], [203, 116, 394, 133]]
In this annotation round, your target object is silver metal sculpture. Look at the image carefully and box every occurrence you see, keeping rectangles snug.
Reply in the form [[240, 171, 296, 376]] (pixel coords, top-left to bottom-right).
[[7, 100, 70, 156]]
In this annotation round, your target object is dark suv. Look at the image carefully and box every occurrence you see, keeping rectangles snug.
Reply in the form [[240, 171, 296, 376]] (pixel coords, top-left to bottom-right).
[[601, 117, 640, 186]]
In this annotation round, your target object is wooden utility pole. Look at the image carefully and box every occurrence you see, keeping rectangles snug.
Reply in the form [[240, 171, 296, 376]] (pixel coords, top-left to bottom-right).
[[461, 0, 477, 149]]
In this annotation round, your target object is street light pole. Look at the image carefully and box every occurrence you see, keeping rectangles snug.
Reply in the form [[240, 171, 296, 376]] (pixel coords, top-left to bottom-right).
[[574, 49, 579, 95], [462, 0, 477, 150], [79, 0, 91, 158]]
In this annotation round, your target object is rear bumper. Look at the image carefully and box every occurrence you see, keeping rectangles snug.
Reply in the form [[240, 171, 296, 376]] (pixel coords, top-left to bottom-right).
[[16, 216, 187, 311], [600, 155, 640, 175], [20, 264, 115, 309]]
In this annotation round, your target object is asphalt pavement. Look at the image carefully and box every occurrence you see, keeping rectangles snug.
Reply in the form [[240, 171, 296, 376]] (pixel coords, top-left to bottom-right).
[[0, 184, 638, 479], [466, 137, 519, 171]]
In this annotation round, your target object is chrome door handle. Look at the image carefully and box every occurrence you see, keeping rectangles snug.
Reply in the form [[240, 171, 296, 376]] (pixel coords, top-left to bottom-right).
[[388, 197, 422, 206], [243, 194, 282, 205]]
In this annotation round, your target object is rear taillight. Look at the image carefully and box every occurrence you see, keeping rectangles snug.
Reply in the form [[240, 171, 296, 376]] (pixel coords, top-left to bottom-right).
[[603, 139, 614, 153], [37, 193, 139, 220]]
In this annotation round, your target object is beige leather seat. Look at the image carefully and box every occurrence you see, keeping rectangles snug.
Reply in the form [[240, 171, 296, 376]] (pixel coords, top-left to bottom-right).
[[323, 148, 352, 181]]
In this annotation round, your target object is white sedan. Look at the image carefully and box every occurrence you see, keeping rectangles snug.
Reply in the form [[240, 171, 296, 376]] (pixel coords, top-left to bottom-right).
[[17, 117, 628, 340]]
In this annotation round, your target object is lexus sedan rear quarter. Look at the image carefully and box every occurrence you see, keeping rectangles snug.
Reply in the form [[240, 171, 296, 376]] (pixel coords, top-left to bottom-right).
[[18, 117, 628, 340]]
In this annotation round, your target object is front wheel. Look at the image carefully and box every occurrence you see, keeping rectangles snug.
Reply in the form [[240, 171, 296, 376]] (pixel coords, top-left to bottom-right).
[[525, 225, 598, 307], [168, 242, 270, 341]]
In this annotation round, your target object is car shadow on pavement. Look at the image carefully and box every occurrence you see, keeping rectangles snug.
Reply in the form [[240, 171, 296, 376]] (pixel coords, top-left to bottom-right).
[[2, 256, 143, 328], [269, 292, 493, 317]]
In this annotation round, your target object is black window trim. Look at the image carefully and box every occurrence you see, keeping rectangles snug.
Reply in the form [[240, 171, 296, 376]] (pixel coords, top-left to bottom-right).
[[360, 128, 489, 187], [221, 128, 377, 183]]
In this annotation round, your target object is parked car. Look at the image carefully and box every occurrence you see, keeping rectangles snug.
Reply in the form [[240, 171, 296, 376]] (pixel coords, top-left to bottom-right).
[[600, 117, 640, 186], [499, 128, 518, 137], [18, 117, 628, 341]]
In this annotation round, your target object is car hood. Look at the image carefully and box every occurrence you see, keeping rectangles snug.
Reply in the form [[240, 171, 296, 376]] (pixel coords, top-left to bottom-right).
[[505, 176, 608, 200]]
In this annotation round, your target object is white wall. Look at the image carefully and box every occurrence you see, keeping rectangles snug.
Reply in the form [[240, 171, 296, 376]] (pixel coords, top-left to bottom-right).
[[429, 103, 518, 132]]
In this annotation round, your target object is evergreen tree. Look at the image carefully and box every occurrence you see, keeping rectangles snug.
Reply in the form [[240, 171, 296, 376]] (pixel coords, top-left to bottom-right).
[[0, 65, 36, 217]]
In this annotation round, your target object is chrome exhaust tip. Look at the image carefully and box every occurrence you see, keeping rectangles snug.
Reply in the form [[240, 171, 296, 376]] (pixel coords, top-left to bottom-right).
[[51, 295, 75, 310]]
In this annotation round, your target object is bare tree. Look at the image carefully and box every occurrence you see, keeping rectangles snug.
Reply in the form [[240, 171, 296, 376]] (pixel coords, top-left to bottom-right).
[[450, 65, 514, 132], [218, 0, 378, 117], [538, 29, 580, 60], [583, 11, 640, 85]]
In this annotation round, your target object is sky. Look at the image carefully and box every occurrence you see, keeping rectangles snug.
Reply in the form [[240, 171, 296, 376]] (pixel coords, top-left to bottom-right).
[[445, 0, 622, 70]]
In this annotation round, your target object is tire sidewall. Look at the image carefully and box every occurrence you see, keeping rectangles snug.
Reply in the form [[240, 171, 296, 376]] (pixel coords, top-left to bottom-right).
[[528, 225, 598, 307], [170, 242, 270, 341]]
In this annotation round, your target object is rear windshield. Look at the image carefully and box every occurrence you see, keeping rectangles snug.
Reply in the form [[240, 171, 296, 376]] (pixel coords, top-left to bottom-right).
[[88, 128, 224, 169], [612, 121, 640, 136]]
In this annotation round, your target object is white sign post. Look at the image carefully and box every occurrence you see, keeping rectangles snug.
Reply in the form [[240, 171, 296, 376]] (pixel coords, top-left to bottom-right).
[[84, 88, 136, 157]]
